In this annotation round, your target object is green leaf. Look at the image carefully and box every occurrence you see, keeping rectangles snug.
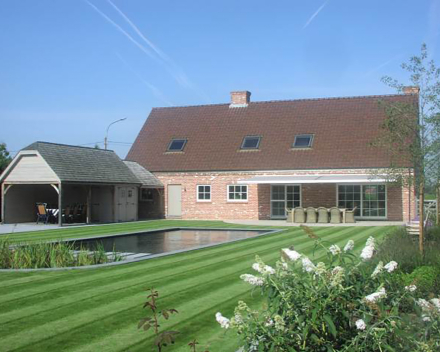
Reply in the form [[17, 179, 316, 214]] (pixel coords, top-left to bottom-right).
[[323, 314, 337, 338]]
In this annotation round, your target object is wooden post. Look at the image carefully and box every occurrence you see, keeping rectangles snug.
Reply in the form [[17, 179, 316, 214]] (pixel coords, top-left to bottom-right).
[[87, 186, 92, 224], [436, 184, 440, 226], [58, 183, 63, 227], [1, 183, 5, 224], [419, 182, 424, 254]]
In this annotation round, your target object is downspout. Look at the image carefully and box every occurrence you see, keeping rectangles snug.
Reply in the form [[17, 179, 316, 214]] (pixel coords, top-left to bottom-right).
[[58, 182, 63, 227]]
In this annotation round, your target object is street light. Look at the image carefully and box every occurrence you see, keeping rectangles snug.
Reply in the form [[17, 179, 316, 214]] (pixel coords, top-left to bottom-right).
[[104, 118, 127, 150]]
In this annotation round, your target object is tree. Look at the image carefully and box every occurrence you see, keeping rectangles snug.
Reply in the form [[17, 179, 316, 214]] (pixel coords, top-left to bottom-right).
[[373, 44, 440, 253], [0, 142, 12, 174]]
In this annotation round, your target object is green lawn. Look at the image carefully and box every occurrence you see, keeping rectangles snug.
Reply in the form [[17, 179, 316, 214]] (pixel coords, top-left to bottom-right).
[[0, 221, 396, 352]]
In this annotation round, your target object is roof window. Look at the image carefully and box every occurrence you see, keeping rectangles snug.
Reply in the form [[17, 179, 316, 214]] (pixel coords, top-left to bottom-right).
[[167, 139, 187, 152], [292, 134, 314, 148], [241, 136, 261, 150]]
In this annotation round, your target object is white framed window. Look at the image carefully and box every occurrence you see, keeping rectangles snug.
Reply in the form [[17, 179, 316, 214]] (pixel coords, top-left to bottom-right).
[[337, 184, 387, 219], [197, 185, 211, 202], [227, 185, 248, 201]]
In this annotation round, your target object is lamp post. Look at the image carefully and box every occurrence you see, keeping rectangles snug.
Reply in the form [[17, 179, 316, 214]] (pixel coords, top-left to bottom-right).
[[104, 118, 127, 150]]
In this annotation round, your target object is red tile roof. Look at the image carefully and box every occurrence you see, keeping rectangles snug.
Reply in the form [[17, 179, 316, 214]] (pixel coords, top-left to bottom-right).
[[127, 94, 418, 172]]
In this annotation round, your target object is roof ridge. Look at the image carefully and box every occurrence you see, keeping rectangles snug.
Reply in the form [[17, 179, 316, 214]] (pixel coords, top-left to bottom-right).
[[151, 93, 414, 110], [29, 141, 115, 152]]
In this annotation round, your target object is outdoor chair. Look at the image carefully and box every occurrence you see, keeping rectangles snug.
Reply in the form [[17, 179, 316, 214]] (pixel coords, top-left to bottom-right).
[[345, 207, 357, 223], [317, 207, 329, 223], [306, 207, 317, 223], [63, 206, 72, 223], [294, 207, 306, 223], [36, 203, 49, 224], [286, 208, 294, 223], [330, 207, 342, 224]]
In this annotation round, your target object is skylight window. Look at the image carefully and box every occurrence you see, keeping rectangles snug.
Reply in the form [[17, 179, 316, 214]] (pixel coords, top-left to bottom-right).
[[241, 136, 261, 150], [292, 134, 314, 148], [167, 139, 187, 152]]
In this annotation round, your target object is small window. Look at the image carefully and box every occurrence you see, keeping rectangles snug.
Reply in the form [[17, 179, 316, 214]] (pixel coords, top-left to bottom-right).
[[241, 136, 261, 149], [197, 185, 211, 201], [228, 185, 248, 201], [167, 139, 187, 151], [292, 134, 313, 148], [140, 188, 154, 201]]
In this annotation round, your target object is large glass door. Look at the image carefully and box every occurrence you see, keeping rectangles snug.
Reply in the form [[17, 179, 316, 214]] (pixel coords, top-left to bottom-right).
[[271, 185, 301, 218], [337, 184, 386, 219]]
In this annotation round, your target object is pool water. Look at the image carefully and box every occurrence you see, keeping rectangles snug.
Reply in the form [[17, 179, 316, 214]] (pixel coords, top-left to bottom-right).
[[69, 228, 267, 256]]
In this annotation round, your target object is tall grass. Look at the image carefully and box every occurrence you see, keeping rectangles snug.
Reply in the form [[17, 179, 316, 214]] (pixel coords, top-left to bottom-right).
[[0, 238, 121, 269]]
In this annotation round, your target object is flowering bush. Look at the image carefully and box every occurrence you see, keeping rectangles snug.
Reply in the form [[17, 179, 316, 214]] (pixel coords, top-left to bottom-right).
[[216, 228, 440, 351]]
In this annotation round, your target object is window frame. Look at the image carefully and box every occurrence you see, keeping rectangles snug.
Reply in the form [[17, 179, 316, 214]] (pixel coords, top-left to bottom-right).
[[240, 136, 261, 150], [196, 185, 211, 202], [140, 188, 154, 202], [292, 134, 314, 148], [270, 184, 302, 219], [227, 185, 248, 202], [336, 184, 387, 219], [167, 138, 187, 152]]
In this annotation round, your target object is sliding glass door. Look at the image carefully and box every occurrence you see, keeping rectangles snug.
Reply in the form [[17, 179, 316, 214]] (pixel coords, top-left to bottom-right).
[[337, 184, 386, 219], [271, 185, 301, 219]]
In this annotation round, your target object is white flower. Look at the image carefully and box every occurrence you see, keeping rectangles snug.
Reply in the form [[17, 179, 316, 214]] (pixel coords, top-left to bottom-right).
[[422, 315, 431, 322], [282, 248, 301, 261], [240, 274, 265, 286], [405, 285, 417, 292], [366, 236, 375, 246], [344, 240, 354, 252], [315, 262, 327, 275], [301, 257, 316, 273], [355, 319, 366, 331], [384, 261, 398, 273], [371, 261, 384, 278], [216, 312, 230, 329], [331, 266, 344, 275], [365, 287, 387, 303], [430, 298, 440, 312], [252, 263, 276, 275], [264, 318, 274, 327], [360, 237, 376, 261], [417, 299, 431, 310], [329, 244, 341, 255]]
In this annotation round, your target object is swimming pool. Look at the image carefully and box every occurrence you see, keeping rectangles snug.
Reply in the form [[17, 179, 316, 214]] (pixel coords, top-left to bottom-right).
[[68, 228, 273, 259]]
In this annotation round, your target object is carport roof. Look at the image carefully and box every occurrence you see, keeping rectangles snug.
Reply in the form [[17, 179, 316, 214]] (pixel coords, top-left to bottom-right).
[[22, 142, 141, 184]]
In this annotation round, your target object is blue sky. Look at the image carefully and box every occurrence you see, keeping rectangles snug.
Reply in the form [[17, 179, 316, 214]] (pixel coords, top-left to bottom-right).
[[1, 0, 439, 158]]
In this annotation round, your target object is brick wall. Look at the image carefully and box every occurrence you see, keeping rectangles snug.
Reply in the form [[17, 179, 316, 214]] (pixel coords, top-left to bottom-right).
[[155, 169, 415, 221], [302, 184, 336, 208]]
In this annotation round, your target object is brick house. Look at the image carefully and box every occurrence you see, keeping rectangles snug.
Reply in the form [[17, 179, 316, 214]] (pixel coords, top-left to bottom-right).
[[127, 89, 418, 222]]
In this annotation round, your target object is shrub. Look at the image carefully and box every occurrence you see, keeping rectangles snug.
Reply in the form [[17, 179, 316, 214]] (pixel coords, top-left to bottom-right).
[[373, 227, 440, 273], [216, 228, 440, 351], [403, 266, 440, 297]]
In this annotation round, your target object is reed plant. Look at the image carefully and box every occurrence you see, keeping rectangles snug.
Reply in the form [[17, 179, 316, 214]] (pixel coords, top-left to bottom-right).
[[0, 238, 122, 269]]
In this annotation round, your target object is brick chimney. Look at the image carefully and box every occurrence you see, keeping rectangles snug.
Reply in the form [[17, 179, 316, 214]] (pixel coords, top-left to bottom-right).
[[402, 86, 420, 95], [230, 91, 251, 108]]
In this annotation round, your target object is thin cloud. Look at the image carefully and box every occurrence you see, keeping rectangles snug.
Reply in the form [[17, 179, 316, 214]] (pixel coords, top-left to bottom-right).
[[115, 53, 174, 107], [303, 1, 329, 30], [86, 0, 211, 102], [363, 55, 402, 77]]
